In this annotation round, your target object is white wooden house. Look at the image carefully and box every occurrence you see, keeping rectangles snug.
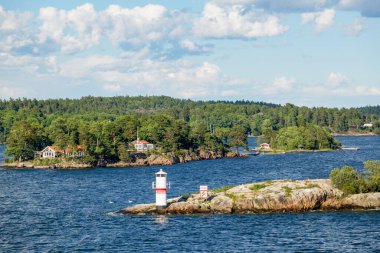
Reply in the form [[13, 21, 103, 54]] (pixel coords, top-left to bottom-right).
[[38, 145, 85, 159], [132, 139, 155, 152], [260, 143, 271, 149], [41, 146, 63, 158]]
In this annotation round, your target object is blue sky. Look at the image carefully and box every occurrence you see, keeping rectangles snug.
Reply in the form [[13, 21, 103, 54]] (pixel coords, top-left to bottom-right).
[[0, 0, 379, 107]]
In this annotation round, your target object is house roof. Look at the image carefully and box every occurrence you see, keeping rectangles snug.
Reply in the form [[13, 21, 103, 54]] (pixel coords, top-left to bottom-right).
[[260, 143, 270, 146], [41, 145, 84, 153], [133, 139, 150, 144], [65, 145, 84, 152], [41, 146, 63, 153]]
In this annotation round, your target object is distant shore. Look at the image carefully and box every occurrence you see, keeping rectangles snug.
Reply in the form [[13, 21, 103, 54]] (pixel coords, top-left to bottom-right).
[[249, 132, 377, 138], [256, 148, 336, 154], [332, 132, 377, 136], [0, 151, 248, 169]]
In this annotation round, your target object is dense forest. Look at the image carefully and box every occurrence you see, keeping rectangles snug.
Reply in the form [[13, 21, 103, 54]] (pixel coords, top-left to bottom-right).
[[357, 106, 380, 116], [0, 96, 379, 163], [261, 124, 342, 151]]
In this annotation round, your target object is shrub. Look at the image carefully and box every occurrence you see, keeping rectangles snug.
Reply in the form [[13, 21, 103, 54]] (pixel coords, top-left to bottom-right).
[[4, 158, 14, 163], [364, 160, 380, 176], [81, 155, 97, 165], [329, 166, 364, 194], [329, 162, 380, 194], [366, 175, 380, 192]]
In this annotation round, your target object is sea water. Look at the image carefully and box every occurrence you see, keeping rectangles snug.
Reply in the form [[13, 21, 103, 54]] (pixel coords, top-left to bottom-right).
[[0, 137, 379, 252]]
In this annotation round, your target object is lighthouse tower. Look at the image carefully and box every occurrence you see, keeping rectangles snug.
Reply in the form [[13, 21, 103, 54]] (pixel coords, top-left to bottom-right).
[[152, 169, 168, 210]]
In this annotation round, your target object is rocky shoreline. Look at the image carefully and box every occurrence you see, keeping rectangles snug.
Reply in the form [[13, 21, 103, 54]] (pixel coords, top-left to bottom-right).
[[1, 151, 247, 169], [332, 132, 377, 136], [115, 179, 380, 215]]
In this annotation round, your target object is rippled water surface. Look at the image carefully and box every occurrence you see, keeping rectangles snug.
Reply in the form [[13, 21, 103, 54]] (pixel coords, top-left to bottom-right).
[[0, 137, 379, 252]]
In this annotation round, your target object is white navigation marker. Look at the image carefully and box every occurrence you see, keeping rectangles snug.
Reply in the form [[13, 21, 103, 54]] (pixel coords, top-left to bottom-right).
[[152, 169, 169, 210]]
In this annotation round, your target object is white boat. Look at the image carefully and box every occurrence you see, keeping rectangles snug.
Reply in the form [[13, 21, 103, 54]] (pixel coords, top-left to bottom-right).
[[341, 147, 359, 151]]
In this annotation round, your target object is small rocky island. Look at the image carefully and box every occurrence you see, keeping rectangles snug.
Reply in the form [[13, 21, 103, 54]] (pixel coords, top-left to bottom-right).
[[115, 179, 380, 215]]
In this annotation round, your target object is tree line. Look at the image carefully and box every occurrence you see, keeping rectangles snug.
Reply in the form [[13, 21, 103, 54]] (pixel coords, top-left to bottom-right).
[[4, 113, 248, 163], [0, 96, 379, 145], [0, 96, 379, 162]]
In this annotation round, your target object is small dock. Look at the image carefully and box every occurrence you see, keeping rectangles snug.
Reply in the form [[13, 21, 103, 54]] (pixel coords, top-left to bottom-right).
[[245, 150, 261, 156]]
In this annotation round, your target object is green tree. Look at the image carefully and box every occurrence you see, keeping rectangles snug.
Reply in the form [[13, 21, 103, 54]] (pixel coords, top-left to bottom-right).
[[330, 166, 365, 194], [118, 143, 133, 162], [6, 120, 45, 161], [228, 125, 248, 155]]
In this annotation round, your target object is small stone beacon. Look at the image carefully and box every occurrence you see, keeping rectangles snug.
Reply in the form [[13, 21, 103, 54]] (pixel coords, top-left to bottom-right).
[[199, 185, 208, 199]]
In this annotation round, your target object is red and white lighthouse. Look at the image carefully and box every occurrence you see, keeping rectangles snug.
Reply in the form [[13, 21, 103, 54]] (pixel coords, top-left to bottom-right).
[[152, 169, 169, 210]]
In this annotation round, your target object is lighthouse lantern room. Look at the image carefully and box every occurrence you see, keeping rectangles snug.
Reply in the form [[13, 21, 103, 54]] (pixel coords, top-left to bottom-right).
[[152, 169, 168, 210]]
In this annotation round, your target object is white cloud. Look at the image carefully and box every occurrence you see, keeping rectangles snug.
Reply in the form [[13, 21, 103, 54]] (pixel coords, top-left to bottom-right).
[[38, 7, 67, 44], [262, 76, 297, 95], [35, 3, 190, 54], [303, 84, 380, 97], [327, 72, 350, 86], [301, 9, 336, 32], [345, 17, 363, 36], [103, 83, 122, 92], [0, 6, 34, 54], [0, 52, 58, 75], [216, 0, 380, 17], [179, 39, 211, 54], [0, 85, 27, 98], [221, 89, 240, 96], [58, 52, 241, 98], [274, 76, 297, 89], [193, 3, 288, 38], [0, 5, 32, 32], [59, 54, 125, 78], [103, 4, 172, 47], [38, 4, 101, 54], [216, 0, 332, 11]]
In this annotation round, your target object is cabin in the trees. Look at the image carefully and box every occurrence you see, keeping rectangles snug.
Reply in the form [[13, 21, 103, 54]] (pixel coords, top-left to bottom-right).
[[132, 139, 155, 152], [64, 145, 85, 158], [40, 146, 63, 158], [260, 143, 271, 149], [38, 145, 85, 159], [363, 123, 373, 128]]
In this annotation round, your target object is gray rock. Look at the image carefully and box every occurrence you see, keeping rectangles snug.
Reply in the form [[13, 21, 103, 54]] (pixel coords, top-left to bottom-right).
[[210, 195, 234, 213]]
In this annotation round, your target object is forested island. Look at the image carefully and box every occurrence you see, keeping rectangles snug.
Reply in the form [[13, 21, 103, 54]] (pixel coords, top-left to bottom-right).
[[0, 96, 378, 168]]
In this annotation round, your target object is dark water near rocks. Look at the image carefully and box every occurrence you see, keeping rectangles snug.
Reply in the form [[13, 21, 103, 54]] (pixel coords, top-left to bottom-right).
[[0, 137, 379, 252]]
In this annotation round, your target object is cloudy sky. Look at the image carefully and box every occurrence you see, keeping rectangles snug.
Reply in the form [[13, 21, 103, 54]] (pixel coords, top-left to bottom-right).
[[0, 0, 379, 107]]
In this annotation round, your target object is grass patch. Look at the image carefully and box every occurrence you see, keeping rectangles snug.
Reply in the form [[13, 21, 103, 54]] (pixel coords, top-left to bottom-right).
[[295, 184, 320, 190], [250, 184, 268, 191], [282, 186, 293, 197], [180, 193, 191, 200], [225, 193, 238, 201], [33, 158, 61, 166], [211, 185, 235, 193]]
